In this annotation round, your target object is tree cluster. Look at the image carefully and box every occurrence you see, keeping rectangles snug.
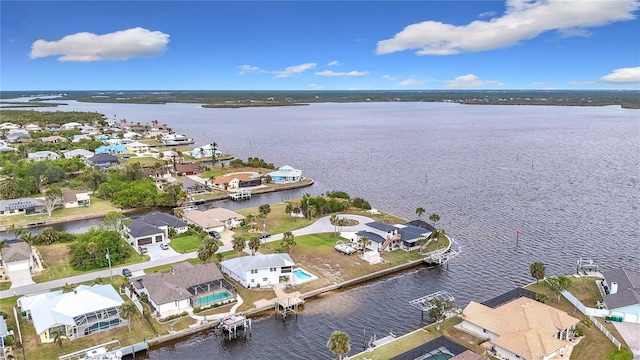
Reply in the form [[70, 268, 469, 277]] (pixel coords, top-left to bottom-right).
[[228, 157, 275, 169], [70, 228, 132, 271], [0, 158, 86, 199]]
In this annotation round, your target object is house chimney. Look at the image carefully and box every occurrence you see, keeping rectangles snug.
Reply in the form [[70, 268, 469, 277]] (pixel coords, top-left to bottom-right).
[[610, 282, 618, 295]]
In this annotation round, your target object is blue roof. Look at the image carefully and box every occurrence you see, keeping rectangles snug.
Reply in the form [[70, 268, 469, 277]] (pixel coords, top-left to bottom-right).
[[95, 144, 127, 154]]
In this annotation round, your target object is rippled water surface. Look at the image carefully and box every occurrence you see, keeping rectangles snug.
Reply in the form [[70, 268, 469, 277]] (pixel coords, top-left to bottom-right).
[[14, 101, 640, 359]]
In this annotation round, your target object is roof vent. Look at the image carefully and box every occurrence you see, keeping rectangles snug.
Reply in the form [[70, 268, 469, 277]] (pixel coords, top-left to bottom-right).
[[610, 282, 618, 295]]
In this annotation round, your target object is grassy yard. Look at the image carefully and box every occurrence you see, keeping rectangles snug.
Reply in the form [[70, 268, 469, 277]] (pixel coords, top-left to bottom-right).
[[123, 156, 166, 168], [169, 234, 201, 253], [34, 243, 149, 283]]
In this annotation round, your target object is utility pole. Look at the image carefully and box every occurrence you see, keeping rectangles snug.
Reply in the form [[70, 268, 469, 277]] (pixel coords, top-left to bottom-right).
[[106, 248, 113, 281]]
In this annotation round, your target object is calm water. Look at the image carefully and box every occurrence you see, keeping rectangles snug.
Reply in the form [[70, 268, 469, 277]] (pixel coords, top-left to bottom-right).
[[7, 100, 639, 359]]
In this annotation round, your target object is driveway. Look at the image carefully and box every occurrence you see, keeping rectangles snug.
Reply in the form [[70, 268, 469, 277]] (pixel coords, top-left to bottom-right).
[[613, 322, 640, 359], [146, 243, 180, 261], [9, 267, 35, 288], [265, 214, 374, 242]]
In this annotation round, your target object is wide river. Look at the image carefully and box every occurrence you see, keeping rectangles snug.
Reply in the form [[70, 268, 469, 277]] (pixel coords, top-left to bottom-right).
[[5, 100, 639, 359]]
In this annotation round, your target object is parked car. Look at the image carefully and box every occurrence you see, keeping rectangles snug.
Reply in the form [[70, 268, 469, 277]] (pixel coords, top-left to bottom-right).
[[138, 246, 148, 254], [122, 268, 132, 277], [259, 232, 271, 240], [208, 230, 221, 239], [160, 243, 169, 250]]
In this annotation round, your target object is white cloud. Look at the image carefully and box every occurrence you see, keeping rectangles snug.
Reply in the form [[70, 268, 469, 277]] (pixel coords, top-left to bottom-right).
[[376, 0, 639, 55], [444, 74, 503, 89], [308, 83, 323, 89], [568, 80, 597, 85], [599, 67, 640, 84], [396, 78, 425, 87], [327, 60, 340, 66], [479, 11, 497, 18], [30, 27, 169, 61], [315, 70, 369, 77], [274, 63, 317, 78], [237, 65, 260, 75], [382, 75, 397, 81]]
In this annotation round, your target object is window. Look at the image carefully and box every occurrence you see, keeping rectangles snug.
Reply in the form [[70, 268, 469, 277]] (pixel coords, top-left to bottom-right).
[[250, 269, 258, 274], [270, 267, 277, 272], [263, 278, 268, 282]]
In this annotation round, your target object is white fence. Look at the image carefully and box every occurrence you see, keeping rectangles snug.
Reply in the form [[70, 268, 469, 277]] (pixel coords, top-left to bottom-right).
[[560, 290, 621, 350], [122, 286, 144, 314]]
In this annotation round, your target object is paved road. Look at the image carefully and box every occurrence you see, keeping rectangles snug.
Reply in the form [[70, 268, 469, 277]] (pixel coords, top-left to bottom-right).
[[0, 214, 374, 299]]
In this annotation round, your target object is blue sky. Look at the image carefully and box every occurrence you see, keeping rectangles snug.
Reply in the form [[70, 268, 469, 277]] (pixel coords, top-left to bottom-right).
[[2, 1, 639, 91]]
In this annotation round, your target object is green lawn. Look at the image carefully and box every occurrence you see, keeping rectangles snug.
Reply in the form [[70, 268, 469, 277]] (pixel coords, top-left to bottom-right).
[[169, 234, 201, 253], [123, 156, 166, 168]]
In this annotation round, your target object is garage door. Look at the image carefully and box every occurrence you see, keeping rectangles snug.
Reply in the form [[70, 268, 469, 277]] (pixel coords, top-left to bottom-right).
[[7, 261, 30, 273], [138, 237, 153, 245]]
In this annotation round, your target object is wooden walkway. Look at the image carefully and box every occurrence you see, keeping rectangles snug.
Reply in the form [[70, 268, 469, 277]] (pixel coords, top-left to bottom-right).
[[273, 286, 304, 319]]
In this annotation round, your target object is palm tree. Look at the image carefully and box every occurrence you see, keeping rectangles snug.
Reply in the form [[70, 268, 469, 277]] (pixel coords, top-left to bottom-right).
[[327, 330, 351, 360], [417, 235, 430, 254], [210, 141, 218, 166], [52, 329, 64, 353], [61, 283, 75, 293], [330, 214, 338, 236], [429, 213, 440, 227], [285, 203, 294, 219], [530, 261, 546, 283], [119, 301, 137, 332], [357, 236, 371, 252], [248, 236, 261, 256], [198, 236, 219, 263], [280, 232, 296, 253], [415, 207, 425, 219], [232, 236, 246, 257], [245, 213, 255, 231]]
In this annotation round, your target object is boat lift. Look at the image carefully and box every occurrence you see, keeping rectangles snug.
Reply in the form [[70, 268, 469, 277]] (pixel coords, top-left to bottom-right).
[[409, 291, 456, 319]]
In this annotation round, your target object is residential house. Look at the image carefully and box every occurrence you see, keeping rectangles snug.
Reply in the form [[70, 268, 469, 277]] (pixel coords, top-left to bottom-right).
[[182, 208, 245, 233], [406, 219, 437, 232], [601, 268, 640, 323], [395, 224, 432, 250], [24, 123, 42, 132], [87, 153, 120, 168], [0, 123, 20, 131], [458, 297, 579, 360], [138, 212, 188, 236], [174, 163, 199, 176], [60, 122, 83, 130], [18, 284, 125, 343], [0, 198, 45, 216], [63, 149, 94, 159], [79, 125, 98, 135], [126, 218, 165, 249], [27, 151, 61, 161], [45, 123, 60, 131], [40, 135, 67, 144], [168, 177, 205, 194], [191, 144, 222, 159], [61, 190, 91, 208], [355, 221, 401, 252], [209, 172, 262, 190], [132, 262, 236, 317], [94, 144, 127, 155], [125, 141, 150, 155], [266, 165, 303, 184], [220, 253, 295, 289], [0, 241, 34, 282], [122, 131, 142, 140], [72, 134, 92, 143], [6, 129, 29, 143], [159, 133, 192, 146], [0, 315, 12, 350]]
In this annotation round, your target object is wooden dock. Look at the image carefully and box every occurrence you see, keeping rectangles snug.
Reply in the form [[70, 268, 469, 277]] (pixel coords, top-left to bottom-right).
[[273, 286, 304, 320], [217, 313, 252, 340]]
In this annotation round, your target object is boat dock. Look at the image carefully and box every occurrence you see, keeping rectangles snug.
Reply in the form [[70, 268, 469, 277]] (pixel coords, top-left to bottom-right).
[[409, 291, 456, 319], [229, 189, 251, 201], [273, 286, 304, 320], [57, 339, 148, 360], [218, 313, 252, 340]]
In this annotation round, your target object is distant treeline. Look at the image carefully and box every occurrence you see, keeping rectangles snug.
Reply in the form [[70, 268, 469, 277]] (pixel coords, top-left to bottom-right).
[[1, 90, 639, 108]]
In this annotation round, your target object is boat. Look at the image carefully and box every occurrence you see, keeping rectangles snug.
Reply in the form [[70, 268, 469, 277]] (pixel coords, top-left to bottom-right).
[[82, 347, 123, 360]]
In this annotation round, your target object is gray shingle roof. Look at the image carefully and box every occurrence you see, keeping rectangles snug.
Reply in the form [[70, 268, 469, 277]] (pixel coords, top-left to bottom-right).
[[365, 221, 396, 232], [141, 212, 188, 229], [128, 219, 164, 238], [0, 198, 44, 212], [356, 231, 386, 243], [603, 268, 640, 310], [406, 220, 437, 232], [1, 241, 31, 263], [397, 225, 430, 242], [87, 153, 119, 164]]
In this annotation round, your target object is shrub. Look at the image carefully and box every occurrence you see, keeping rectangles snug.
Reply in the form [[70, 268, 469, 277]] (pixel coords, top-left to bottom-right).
[[351, 197, 371, 210], [3, 334, 14, 346], [574, 326, 585, 337]]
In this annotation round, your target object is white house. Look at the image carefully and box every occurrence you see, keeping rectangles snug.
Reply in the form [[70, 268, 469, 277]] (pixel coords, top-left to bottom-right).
[[190, 144, 222, 159], [63, 149, 94, 159], [138, 212, 189, 236], [61, 190, 91, 208], [132, 262, 236, 317], [602, 268, 640, 323], [220, 253, 295, 289], [0, 198, 45, 217], [27, 151, 60, 161], [126, 219, 165, 249], [355, 221, 401, 252], [61, 122, 83, 130], [457, 297, 579, 360], [18, 284, 125, 343], [0, 241, 34, 284], [266, 165, 303, 184]]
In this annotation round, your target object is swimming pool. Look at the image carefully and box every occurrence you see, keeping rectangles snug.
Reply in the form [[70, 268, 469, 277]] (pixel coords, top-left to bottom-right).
[[194, 292, 231, 307], [293, 269, 312, 280]]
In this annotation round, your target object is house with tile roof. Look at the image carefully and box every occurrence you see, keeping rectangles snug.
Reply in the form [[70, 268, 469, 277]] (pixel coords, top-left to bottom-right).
[[220, 253, 295, 288], [209, 172, 262, 190], [131, 262, 236, 317], [40, 135, 67, 144], [17, 284, 125, 343], [182, 208, 245, 233], [602, 268, 640, 323], [458, 297, 579, 360]]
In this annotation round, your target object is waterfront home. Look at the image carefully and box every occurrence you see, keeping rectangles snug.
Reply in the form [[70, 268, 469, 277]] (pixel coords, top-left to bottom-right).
[[601, 268, 640, 323], [406, 219, 437, 232], [0, 198, 45, 216], [220, 253, 295, 289], [190, 144, 222, 159], [182, 208, 245, 233], [40, 135, 67, 144], [63, 148, 94, 159], [126, 218, 165, 249], [457, 297, 579, 360], [168, 176, 205, 194], [132, 262, 236, 317], [17, 284, 126, 343], [266, 165, 303, 184], [395, 224, 432, 250], [61, 190, 91, 208], [160, 133, 193, 146], [6, 129, 29, 143], [0, 241, 34, 283], [209, 172, 262, 190], [87, 153, 120, 168], [138, 212, 189, 236], [174, 163, 199, 175], [94, 144, 127, 155], [125, 141, 150, 155], [61, 122, 83, 130], [27, 151, 60, 161], [355, 221, 401, 252]]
